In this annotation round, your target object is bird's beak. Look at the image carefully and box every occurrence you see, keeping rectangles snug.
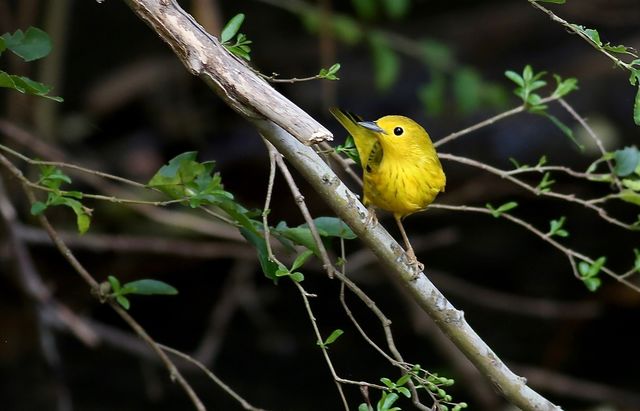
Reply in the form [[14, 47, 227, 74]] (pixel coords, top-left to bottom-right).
[[357, 121, 386, 134]]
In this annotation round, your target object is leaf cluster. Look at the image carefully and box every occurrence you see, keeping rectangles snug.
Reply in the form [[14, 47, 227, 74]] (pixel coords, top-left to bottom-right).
[[148, 152, 356, 284], [107, 275, 178, 310], [0, 27, 62, 101], [505, 65, 580, 148], [30, 166, 91, 234]]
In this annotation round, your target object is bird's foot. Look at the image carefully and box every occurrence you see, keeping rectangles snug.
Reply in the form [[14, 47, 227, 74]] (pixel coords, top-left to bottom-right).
[[365, 207, 378, 229], [405, 249, 424, 279]]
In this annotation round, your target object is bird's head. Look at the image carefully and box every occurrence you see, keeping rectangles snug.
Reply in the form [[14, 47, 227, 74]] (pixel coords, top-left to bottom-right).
[[357, 115, 434, 157]]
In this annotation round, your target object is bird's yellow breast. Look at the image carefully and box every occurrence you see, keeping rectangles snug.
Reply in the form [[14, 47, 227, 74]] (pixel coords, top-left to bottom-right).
[[364, 152, 445, 217]]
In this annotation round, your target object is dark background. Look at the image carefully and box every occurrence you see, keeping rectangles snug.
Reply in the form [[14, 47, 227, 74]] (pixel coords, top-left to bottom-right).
[[1, 0, 640, 410]]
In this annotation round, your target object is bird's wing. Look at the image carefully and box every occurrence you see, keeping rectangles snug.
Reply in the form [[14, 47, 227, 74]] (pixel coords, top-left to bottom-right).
[[329, 108, 380, 170]]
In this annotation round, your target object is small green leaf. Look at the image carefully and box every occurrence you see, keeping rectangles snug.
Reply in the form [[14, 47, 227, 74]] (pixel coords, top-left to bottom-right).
[[396, 373, 411, 387], [291, 249, 314, 271], [504, 70, 524, 87], [289, 271, 305, 282], [614, 146, 640, 177], [380, 0, 410, 19], [30, 201, 47, 215], [548, 216, 569, 237], [634, 85, 640, 126], [396, 386, 411, 398], [486, 201, 518, 217], [536, 171, 555, 193], [308, 216, 357, 240], [583, 28, 602, 47], [108, 275, 122, 293], [351, 0, 377, 19], [1, 27, 52, 62], [370, 34, 399, 91], [552, 74, 578, 98], [622, 178, 640, 191], [323, 329, 344, 346], [318, 63, 341, 80], [380, 377, 395, 388], [358, 404, 371, 411], [241, 228, 279, 281], [221, 13, 245, 43], [603, 43, 638, 57], [583, 276, 601, 292], [121, 279, 178, 296], [335, 134, 361, 165], [619, 190, 640, 206], [76, 212, 91, 235], [541, 113, 583, 150], [116, 295, 131, 310]]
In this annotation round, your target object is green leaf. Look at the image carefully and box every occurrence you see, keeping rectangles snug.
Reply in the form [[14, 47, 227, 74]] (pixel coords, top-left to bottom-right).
[[548, 216, 569, 237], [1, 27, 51, 62], [291, 249, 315, 271], [318, 63, 341, 80], [418, 72, 446, 115], [0, 71, 63, 101], [308, 216, 357, 239], [619, 190, 640, 206], [583, 28, 602, 47], [603, 43, 638, 57], [634, 85, 640, 126], [486, 201, 518, 217], [335, 134, 361, 165], [622, 178, 640, 192], [370, 34, 399, 91], [351, 0, 377, 19], [240, 228, 279, 281], [396, 386, 411, 398], [420, 38, 453, 70], [552, 74, 578, 98], [275, 225, 318, 255], [614, 146, 640, 177], [108, 275, 121, 293], [380, 377, 395, 388], [453, 68, 482, 114], [76, 212, 91, 235], [323, 329, 344, 346], [379, 392, 399, 411], [541, 113, 583, 150], [121, 279, 178, 296], [504, 70, 524, 87], [395, 373, 411, 387], [116, 295, 131, 310], [536, 171, 555, 193], [358, 404, 371, 411], [221, 13, 245, 43], [30, 201, 47, 215], [380, 0, 410, 19], [289, 271, 305, 282], [633, 249, 640, 272]]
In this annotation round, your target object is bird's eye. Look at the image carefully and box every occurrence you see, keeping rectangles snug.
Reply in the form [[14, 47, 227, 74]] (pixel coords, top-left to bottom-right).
[[393, 127, 404, 136]]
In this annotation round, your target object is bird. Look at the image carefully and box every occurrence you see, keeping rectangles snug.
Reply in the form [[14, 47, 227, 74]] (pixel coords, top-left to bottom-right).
[[330, 108, 446, 272]]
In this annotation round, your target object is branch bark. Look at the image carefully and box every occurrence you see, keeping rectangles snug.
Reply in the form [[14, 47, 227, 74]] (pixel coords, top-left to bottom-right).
[[121, 0, 560, 409]]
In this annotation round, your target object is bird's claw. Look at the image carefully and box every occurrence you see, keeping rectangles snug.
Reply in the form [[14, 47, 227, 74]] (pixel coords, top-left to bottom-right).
[[405, 250, 424, 279], [365, 207, 378, 229]]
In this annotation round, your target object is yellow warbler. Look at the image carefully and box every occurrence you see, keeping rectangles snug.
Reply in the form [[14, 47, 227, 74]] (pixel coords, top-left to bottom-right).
[[330, 108, 446, 270]]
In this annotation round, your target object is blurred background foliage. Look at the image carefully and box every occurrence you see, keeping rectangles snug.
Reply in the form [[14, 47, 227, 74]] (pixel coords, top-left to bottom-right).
[[1, 0, 640, 410]]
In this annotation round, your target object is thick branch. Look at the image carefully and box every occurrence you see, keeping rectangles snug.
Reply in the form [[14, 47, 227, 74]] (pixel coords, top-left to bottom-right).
[[122, 0, 331, 145], [122, 0, 560, 409]]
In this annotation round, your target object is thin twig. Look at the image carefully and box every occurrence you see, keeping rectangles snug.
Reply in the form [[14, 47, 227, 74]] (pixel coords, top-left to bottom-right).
[[160, 344, 267, 411], [0, 151, 207, 411], [431, 203, 640, 292], [294, 282, 350, 410]]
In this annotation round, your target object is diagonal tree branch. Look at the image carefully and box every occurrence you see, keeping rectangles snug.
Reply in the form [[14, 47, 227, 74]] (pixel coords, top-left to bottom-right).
[[121, 0, 560, 409]]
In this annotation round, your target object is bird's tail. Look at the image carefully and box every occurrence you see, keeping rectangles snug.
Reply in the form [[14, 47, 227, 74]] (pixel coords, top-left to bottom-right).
[[329, 107, 377, 169]]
